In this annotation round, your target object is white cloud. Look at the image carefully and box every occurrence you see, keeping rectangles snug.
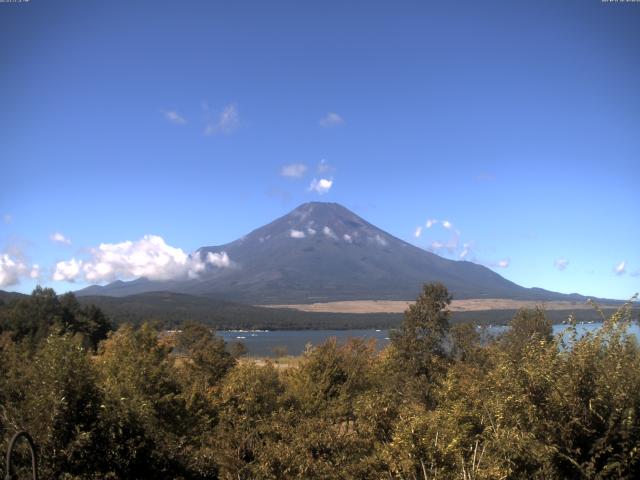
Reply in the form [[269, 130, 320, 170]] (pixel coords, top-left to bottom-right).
[[0, 247, 39, 287], [3, 214, 11, 224], [281, 163, 307, 178], [554, 258, 569, 271], [0, 253, 30, 288], [430, 240, 444, 250], [323, 226, 338, 240], [308, 178, 333, 195], [319, 112, 345, 127], [187, 251, 230, 279], [615, 261, 626, 275], [307, 227, 317, 235], [343, 234, 352, 243], [290, 229, 306, 239], [162, 110, 187, 125], [414, 226, 423, 238], [52, 235, 231, 283], [50, 232, 71, 245], [53, 258, 83, 282], [435, 233, 460, 251], [205, 103, 239, 135], [421, 216, 471, 260], [465, 255, 510, 269], [30, 264, 40, 280], [208, 252, 230, 267], [374, 234, 388, 247], [496, 258, 510, 268]]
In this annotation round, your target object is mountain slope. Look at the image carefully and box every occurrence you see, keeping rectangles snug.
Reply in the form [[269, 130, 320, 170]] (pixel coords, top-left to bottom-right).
[[77, 202, 587, 304]]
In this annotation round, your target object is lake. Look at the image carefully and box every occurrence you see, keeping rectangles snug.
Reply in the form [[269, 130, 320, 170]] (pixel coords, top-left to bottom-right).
[[219, 322, 640, 357]]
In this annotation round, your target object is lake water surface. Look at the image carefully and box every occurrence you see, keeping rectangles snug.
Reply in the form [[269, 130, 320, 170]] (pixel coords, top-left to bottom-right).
[[219, 322, 640, 357]]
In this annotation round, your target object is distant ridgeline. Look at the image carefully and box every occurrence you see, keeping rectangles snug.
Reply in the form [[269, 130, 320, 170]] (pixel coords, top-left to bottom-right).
[[1, 288, 632, 332], [75, 292, 631, 330]]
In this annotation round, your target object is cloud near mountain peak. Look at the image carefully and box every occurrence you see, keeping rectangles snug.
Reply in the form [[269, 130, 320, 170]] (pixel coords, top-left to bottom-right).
[[52, 235, 231, 284]]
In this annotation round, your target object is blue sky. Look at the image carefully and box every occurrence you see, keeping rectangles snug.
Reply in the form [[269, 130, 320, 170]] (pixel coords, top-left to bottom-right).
[[1, 0, 638, 300]]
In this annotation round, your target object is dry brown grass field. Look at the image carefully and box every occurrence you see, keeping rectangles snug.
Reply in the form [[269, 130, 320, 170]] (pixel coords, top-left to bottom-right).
[[262, 298, 613, 314]]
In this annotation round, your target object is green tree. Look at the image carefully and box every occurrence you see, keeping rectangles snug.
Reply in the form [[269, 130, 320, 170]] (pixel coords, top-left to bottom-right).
[[214, 362, 284, 480], [59, 292, 113, 350], [501, 307, 552, 358], [94, 323, 198, 479], [0, 331, 103, 479], [389, 282, 452, 405], [175, 322, 236, 386], [0, 287, 112, 350], [0, 286, 65, 345], [450, 322, 487, 366]]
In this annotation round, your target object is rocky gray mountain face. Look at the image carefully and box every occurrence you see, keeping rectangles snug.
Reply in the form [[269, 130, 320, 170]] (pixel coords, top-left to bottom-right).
[[77, 202, 584, 304]]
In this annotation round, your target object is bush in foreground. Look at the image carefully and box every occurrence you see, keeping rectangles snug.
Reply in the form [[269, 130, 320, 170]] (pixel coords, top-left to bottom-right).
[[1, 286, 638, 479]]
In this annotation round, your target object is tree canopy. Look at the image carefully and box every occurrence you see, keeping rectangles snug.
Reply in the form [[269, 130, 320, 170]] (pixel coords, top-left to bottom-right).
[[1, 285, 639, 479]]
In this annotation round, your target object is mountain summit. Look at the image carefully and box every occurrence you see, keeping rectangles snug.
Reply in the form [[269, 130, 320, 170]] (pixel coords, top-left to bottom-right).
[[77, 202, 583, 304]]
